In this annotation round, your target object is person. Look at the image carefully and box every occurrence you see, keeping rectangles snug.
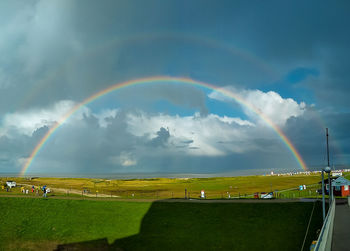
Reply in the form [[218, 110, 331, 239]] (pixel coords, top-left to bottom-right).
[[43, 187, 47, 198], [32, 185, 34, 193]]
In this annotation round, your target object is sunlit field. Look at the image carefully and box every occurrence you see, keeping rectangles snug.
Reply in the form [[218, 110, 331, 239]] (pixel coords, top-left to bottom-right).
[[3, 173, 350, 199], [1, 173, 336, 199]]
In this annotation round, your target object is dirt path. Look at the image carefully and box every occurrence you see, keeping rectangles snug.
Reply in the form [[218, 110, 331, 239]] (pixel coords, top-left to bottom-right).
[[161, 198, 315, 203], [50, 187, 120, 198], [0, 194, 317, 203], [16, 183, 120, 198]]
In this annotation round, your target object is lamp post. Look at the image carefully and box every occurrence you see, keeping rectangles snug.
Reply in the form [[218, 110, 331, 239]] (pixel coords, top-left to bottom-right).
[[324, 166, 332, 205], [325, 128, 333, 205], [321, 169, 325, 221], [321, 128, 332, 222], [322, 166, 331, 222]]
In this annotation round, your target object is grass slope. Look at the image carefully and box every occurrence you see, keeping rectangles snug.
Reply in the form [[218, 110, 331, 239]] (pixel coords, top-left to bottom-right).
[[0, 197, 322, 251], [0, 197, 151, 250], [1, 173, 334, 199]]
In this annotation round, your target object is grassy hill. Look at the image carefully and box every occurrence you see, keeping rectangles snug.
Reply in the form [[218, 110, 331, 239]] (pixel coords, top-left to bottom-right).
[[1, 173, 337, 199], [0, 197, 322, 251]]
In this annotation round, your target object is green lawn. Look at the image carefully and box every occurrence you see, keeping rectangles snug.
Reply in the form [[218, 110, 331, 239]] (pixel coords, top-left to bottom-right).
[[0, 197, 322, 251], [0, 197, 151, 250]]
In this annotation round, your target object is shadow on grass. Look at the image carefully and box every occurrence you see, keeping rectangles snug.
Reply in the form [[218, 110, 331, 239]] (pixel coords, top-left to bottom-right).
[[55, 200, 322, 251]]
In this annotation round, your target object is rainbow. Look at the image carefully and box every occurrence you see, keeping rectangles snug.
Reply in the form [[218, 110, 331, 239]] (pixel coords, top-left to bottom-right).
[[20, 76, 307, 176]]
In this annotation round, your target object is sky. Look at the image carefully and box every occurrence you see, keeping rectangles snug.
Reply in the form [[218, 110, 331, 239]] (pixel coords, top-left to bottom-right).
[[0, 0, 349, 176]]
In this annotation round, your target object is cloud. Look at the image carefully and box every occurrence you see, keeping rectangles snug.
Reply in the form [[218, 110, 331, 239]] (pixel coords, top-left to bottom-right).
[[93, 109, 118, 128], [0, 98, 314, 174], [114, 84, 209, 116], [126, 111, 260, 156], [208, 87, 306, 126], [149, 127, 170, 147], [0, 100, 90, 137], [109, 152, 137, 167], [1, 1, 349, 174]]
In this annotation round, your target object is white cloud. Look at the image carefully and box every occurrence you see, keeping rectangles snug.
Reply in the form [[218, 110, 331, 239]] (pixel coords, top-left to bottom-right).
[[109, 152, 137, 167], [208, 87, 306, 126], [93, 109, 118, 128], [212, 114, 255, 127], [0, 100, 89, 137], [0, 99, 298, 173], [126, 112, 256, 156], [16, 157, 29, 167]]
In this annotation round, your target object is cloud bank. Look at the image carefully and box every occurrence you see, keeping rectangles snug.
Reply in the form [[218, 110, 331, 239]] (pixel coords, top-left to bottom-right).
[[1, 0, 349, 175]]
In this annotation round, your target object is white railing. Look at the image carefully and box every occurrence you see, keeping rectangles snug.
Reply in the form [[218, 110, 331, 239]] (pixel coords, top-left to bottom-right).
[[314, 198, 335, 251]]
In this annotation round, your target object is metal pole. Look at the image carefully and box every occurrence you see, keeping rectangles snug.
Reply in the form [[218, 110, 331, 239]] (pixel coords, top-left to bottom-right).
[[328, 173, 331, 205], [326, 128, 333, 204], [326, 128, 330, 167], [322, 170, 325, 221]]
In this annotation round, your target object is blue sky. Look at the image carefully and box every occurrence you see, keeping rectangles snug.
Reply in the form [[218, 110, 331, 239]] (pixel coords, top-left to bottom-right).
[[0, 0, 349, 176]]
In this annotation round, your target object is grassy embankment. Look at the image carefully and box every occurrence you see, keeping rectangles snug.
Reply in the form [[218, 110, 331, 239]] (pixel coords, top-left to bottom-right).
[[0, 197, 322, 251], [1, 173, 340, 199]]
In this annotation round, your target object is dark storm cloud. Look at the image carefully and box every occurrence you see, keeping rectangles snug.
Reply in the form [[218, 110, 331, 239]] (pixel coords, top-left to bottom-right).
[[284, 108, 350, 169], [149, 127, 170, 147], [115, 84, 208, 116], [135, 150, 296, 174], [284, 68, 319, 84], [27, 111, 139, 173], [0, 127, 44, 171], [1, 0, 350, 174], [0, 106, 313, 174], [303, 49, 350, 108], [2, 0, 350, 109]]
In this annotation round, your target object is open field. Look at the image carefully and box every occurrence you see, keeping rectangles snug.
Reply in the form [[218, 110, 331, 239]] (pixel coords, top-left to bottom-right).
[[3, 172, 349, 199], [0, 197, 322, 251]]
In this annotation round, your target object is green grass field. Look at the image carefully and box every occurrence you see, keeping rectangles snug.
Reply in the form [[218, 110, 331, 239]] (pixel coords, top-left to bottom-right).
[[4, 172, 346, 199], [0, 197, 322, 251]]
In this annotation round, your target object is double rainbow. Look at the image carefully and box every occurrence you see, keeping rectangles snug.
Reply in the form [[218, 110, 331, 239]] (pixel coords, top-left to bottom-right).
[[20, 76, 307, 176]]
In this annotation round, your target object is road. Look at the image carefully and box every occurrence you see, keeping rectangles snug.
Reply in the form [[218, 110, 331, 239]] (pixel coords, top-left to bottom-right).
[[332, 203, 350, 251]]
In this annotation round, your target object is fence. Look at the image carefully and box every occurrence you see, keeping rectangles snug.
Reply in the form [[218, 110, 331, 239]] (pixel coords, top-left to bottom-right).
[[314, 198, 335, 251]]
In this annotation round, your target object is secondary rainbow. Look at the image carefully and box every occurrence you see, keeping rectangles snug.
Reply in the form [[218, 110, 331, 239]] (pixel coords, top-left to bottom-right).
[[20, 76, 307, 176]]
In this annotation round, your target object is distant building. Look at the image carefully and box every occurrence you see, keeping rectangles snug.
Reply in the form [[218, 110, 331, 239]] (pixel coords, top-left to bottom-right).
[[322, 176, 350, 197], [331, 177, 350, 197], [332, 171, 342, 177]]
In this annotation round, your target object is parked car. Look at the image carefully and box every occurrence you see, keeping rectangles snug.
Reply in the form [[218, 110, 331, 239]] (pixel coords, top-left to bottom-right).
[[6, 181, 16, 188], [260, 192, 274, 199]]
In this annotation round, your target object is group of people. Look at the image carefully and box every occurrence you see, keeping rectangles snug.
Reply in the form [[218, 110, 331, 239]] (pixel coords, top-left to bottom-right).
[[1, 185, 9, 192], [20, 185, 48, 197]]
